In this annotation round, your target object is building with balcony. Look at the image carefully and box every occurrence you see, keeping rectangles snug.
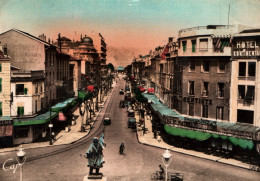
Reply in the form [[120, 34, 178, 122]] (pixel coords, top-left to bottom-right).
[[230, 29, 260, 127], [177, 25, 250, 121]]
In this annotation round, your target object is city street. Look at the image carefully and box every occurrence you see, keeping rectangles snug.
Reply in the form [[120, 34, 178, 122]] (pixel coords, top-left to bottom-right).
[[0, 75, 259, 181]]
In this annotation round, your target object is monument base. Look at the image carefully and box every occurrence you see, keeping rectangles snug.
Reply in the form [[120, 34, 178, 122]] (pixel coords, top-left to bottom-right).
[[83, 175, 106, 181]]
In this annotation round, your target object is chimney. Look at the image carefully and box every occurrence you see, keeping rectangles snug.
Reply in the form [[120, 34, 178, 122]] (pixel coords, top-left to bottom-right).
[[3, 44, 7, 56]]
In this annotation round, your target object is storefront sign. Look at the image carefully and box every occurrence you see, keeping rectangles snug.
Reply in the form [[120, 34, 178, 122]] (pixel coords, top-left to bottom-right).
[[0, 120, 13, 126], [233, 41, 260, 57], [183, 97, 212, 105]]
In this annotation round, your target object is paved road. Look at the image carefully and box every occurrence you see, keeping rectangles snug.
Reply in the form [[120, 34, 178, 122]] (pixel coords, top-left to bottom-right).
[[1, 75, 260, 181]]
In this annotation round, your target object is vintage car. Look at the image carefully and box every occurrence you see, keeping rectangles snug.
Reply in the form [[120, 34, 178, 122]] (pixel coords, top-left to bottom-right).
[[119, 89, 124, 95], [103, 117, 111, 125], [128, 118, 136, 128], [119, 100, 125, 108], [128, 109, 135, 117]]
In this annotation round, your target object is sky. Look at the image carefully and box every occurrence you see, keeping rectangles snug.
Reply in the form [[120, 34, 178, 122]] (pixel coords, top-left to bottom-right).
[[0, 0, 260, 65]]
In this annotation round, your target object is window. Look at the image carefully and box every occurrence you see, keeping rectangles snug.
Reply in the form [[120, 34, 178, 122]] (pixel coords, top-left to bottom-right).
[[189, 61, 195, 72], [202, 60, 209, 72], [238, 85, 245, 99], [188, 81, 194, 95], [199, 39, 208, 51], [245, 86, 255, 103], [248, 62, 256, 77], [14, 126, 29, 138], [0, 78, 2, 92], [16, 84, 24, 95], [239, 62, 246, 76], [216, 107, 224, 120], [188, 103, 194, 116], [202, 104, 208, 118], [35, 84, 38, 94], [17, 106, 24, 116], [237, 110, 253, 124], [192, 40, 196, 52], [0, 102, 2, 116], [218, 83, 224, 98], [182, 41, 187, 52], [202, 82, 209, 97], [0, 63, 2, 72], [218, 60, 226, 73]]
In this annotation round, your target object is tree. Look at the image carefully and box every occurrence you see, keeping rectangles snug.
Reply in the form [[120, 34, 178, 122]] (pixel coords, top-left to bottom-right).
[[107, 63, 115, 72]]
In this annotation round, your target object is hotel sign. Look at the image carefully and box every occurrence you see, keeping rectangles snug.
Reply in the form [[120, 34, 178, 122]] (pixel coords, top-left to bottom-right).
[[0, 120, 13, 126], [232, 40, 260, 58]]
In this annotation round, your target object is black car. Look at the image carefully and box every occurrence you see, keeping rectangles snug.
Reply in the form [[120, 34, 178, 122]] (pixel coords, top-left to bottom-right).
[[119, 100, 125, 108], [128, 118, 136, 128]]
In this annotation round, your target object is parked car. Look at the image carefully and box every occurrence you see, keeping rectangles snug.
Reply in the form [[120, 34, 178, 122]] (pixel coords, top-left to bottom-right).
[[119, 89, 124, 95], [128, 109, 135, 117], [103, 117, 111, 125], [119, 100, 125, 108], [128, 118, 136, 128]]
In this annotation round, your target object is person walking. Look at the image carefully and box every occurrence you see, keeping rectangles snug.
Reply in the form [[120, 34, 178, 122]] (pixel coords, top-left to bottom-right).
[[119, 143, 125, 154]]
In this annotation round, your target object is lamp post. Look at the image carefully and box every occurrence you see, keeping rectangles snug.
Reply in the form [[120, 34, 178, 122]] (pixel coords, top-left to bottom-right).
[[49, 121, 53, 145], [16, 146, 26, 181], [162, 149, 172, 181], [79, 102, 85, 132]]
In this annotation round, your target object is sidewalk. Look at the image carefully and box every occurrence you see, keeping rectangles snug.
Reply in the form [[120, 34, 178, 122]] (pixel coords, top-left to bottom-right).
[[0, 86, 113, 153], [134, 110, 259, 171]]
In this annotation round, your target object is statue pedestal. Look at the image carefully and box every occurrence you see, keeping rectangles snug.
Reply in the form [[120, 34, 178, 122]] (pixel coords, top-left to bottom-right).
[[83, 175, 106, 181]]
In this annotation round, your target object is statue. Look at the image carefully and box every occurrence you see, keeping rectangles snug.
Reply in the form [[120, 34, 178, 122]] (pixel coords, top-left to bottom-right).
[[86, 134, 105, 176]]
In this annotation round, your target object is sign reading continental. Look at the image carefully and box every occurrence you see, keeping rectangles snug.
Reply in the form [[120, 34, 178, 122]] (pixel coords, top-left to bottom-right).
[[232, 40, 260, 57]]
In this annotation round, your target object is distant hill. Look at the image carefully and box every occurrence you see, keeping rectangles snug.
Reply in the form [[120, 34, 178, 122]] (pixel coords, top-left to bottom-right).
[[106, 46, 148, 68]]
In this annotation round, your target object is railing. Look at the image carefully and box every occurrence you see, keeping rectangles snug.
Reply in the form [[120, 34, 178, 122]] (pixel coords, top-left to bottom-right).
[[179, 25, 235, 34], [238, 76, 255, 81]]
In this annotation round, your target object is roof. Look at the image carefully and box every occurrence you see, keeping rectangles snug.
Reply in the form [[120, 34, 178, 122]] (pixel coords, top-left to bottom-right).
[[0, 29, 55, 47]]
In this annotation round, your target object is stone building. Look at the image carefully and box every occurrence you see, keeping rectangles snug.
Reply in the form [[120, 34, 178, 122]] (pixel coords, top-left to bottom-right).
[[0, 44, 12, 147], [230, 29, 260, 127]]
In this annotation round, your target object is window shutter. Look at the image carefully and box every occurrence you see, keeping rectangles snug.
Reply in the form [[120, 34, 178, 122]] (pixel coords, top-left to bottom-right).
[[0, 63, 2, 72], [0, 78, 2, 92], [0, 102, 2, 116], [24, 88, 28, 95]]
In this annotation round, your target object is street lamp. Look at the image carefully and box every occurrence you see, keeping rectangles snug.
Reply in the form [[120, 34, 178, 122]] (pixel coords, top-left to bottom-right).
[[162, 149, 172, 181], [48, 123, 53, 145], [16, 146, 26, 181], [79, 102, 85, 132]]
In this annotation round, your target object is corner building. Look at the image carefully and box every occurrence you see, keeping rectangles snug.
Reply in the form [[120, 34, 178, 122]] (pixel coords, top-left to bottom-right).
[[177, 25, 249, 121]]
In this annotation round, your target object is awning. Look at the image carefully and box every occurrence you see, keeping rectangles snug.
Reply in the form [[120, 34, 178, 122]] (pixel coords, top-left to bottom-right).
[[51, 98, 76, 112], [164, 125, 254, 150], [13, 111, 58, 126], [86, 85, 95, 92], [147, 88, 154, 93], [78, 90, 93, 101], [142, 93, 260, 141]]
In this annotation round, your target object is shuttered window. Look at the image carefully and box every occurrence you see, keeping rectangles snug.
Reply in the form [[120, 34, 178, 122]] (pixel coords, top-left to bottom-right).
[[199, 39, 208, 51], [182, 41, 187, 52], [0, 78, 2, 92], [0, 63, 2, 72], [17, 107, 24, 116], [0, 102, 2, 116]]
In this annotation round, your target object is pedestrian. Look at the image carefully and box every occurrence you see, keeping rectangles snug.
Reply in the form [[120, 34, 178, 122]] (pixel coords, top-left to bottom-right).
[[154, 131, 157, 139], [119, 143, 125, 154], [158, 164, 165, 179]]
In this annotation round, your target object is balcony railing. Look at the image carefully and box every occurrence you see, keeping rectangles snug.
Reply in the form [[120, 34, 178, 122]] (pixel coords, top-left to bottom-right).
[[238, 76, 255, 81], [180, 47, 231, 56]]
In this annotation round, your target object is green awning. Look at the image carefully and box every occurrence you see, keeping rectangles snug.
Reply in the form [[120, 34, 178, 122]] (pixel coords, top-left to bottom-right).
[[13, 111, 57, 126], [51, 97, 76, 112], [78, 90, 93, 102], [164, 125, 254, 150]]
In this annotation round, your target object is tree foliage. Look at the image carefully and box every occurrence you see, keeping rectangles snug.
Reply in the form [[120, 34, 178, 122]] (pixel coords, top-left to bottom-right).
[[107, 63, 115, 71]]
